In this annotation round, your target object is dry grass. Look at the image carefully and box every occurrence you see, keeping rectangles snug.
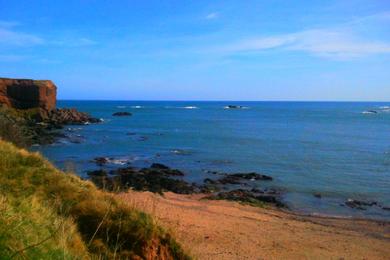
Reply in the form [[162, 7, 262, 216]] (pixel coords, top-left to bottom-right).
[[0, 140, 190, 259]]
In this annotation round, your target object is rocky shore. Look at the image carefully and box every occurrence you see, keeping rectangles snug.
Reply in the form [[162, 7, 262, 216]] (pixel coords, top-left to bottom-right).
[[87, 161, 286, 208]]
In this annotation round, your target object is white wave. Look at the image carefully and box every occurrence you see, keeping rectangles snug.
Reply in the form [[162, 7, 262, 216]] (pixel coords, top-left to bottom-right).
[[379, 106, 390, 109], [110, 159, 128, 165], [182, 106, 198, 109], [362, 110, 377, 114], [131, 105, 143, 109]]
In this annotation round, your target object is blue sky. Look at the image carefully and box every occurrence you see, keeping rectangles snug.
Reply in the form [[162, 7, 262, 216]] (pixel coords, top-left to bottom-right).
[[0, 0, 390, 101]]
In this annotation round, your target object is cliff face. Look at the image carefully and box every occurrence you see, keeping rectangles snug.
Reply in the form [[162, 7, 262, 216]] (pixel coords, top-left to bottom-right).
[[0, 78, 57, 111]]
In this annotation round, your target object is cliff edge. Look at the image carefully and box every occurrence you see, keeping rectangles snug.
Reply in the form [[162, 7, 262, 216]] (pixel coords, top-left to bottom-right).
[[0, 77, 57, 111]]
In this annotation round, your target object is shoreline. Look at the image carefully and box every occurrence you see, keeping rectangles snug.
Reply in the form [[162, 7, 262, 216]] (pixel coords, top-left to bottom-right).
[[118, 190, 390, 259]]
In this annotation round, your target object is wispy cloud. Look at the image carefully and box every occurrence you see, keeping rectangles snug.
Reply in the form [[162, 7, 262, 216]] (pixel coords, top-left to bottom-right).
[[221, 27, 390, 59], [0, 20, 20, 28], [205, 12, 219, 20], [0, 27, 44, 46]]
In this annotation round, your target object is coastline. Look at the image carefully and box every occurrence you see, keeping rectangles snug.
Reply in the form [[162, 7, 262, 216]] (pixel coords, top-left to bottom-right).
[[118, 191, 390, 259]]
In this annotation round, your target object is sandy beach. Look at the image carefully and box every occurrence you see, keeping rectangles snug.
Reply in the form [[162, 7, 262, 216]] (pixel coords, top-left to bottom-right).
[[118, 191, 390, 260]]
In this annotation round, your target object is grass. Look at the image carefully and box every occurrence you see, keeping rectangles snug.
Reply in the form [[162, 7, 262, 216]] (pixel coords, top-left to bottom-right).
[[0, 139, 190, 259]]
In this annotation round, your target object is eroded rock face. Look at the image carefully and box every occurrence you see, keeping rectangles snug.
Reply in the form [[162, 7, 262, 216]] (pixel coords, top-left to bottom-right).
[[0, 78, 57, 111]]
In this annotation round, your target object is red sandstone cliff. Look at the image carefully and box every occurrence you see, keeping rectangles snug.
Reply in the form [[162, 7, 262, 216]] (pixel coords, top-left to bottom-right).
[[0, 78, 57, 111]]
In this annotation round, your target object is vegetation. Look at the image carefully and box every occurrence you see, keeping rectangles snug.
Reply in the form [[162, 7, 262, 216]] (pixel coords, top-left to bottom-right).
[[0, 106, 34, 147], [0, 140, 190, 259]]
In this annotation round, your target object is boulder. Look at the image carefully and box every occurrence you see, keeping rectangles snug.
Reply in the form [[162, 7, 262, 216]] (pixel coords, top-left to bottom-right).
[[0, 78, 56, 111]]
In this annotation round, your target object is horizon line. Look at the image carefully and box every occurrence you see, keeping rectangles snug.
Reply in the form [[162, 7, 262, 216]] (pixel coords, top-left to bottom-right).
[[57, 99, 390, 103]]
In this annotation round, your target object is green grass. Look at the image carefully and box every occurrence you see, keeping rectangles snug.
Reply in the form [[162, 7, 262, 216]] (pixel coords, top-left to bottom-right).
[[0, 140, 190, 259]]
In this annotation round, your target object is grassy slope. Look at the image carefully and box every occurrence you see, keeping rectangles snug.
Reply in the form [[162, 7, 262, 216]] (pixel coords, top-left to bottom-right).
[[0, 140, 189, 259]]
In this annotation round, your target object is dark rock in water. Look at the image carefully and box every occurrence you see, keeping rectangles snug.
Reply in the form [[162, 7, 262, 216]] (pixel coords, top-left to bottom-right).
[[112, 111, 132, 116], [345, 199, 377, 210], [93, 157, 109, 166], [225, 105, 243, 109], [141, 165, 185, 176], [314, 193, 322, 199], [137, 136, 148, 141], [151, 163, 170, 170], [230, 172, 273, 181], [382, 206, 390, 211], [217, 172, 273, 185], [207, 189, 285, 208], [89, 164, 192, 194]]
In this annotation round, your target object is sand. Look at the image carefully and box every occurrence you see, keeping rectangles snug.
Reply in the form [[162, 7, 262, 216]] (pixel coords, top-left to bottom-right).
[[118, 191, 390, 260]]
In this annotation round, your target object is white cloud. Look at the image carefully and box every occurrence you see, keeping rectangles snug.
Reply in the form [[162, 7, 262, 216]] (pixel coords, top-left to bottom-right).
[[205, 12, 219, 20], [77, 37, 97, 46], [222, 28, 390, 59]]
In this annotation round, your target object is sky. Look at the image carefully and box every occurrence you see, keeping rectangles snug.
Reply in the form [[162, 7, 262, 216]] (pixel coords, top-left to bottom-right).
[[0, 0, 390, 101]]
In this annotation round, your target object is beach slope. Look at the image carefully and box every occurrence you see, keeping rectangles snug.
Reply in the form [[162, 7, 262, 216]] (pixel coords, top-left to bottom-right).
[[119, 191, 390, 260]]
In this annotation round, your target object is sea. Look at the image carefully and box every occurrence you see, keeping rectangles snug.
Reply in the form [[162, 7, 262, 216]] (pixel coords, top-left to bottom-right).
[[34, 101, 390, 220]]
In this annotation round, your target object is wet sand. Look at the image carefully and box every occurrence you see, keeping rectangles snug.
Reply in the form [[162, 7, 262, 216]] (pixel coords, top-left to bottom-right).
[[118, 191, 390, 260]]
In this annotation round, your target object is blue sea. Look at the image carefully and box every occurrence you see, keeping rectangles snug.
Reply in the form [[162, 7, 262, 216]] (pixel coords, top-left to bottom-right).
[[34, 101, 390, 220]]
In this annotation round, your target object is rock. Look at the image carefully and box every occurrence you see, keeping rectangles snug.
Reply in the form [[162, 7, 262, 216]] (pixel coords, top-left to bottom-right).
[[229, 172, 273, 181], [151, 163, 170, 170], [314, 193, 322, 199], [88, 164, 192, 194], [207, 189, 285, 208], [345, 199, 377, 210], [141, 166, 185, 177], [382, 206, 390, 211], [112, 112, 132, 116], [93, 157, 109, 166], [0, 77, 56, 111], [224, 105, 243, 109], [45, 108, 101, 125], [216, 172, 273, 185], [137, 136, 148, 141]]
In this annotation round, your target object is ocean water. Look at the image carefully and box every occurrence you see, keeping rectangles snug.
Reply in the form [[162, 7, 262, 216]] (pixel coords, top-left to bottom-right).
[[34, 101, 390, 220]]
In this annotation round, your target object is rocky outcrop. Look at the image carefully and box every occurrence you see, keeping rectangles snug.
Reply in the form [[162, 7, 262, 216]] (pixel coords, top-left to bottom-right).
[[0, 78, 56, 111], [41, 108, 101, 125]]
